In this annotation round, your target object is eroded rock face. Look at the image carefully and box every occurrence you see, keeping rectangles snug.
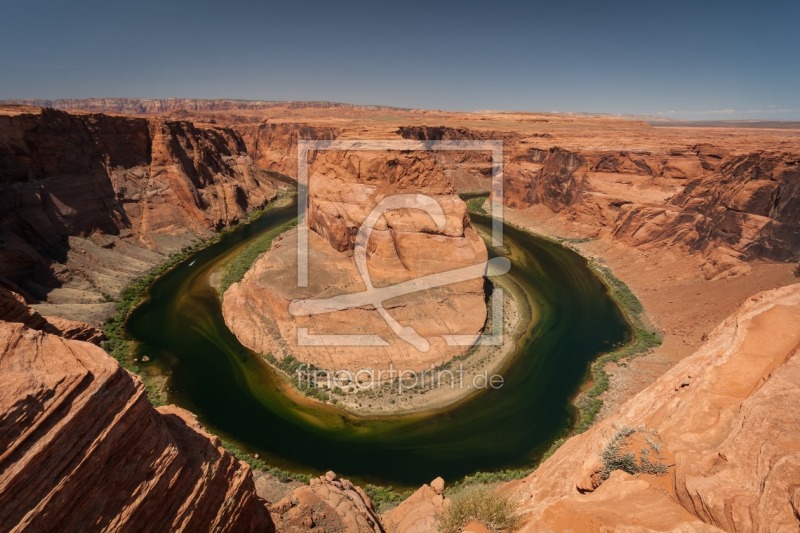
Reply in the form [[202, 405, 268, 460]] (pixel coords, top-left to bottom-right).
[[242, 121, 339, 176], [612, 151, 800, 278], [0, 318, 274, 532], [223, 150, 488, 373], [0, 106, 277, 301], [397, 124, 800, 279], [499, 140, 800, 278], [269, 471, 382, 532], [0, 287, 104, 343], [506, 283, 800, 532]]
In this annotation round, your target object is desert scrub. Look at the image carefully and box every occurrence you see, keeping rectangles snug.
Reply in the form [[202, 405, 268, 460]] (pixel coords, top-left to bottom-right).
[[364, 484, 412, 513], [456, 467, 529, 487], [439, 484, 520, 533], [601, 426, 668, 481]]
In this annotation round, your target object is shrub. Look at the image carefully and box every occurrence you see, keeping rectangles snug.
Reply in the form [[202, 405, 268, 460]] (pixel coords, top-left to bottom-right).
[[600, 426, 668, 480], [364, 484, 411, 513], [439, 485, 520, 533]]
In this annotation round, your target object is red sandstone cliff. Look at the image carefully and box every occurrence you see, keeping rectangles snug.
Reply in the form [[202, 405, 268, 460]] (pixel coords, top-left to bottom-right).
[[396, 125, 800, 278], [0, 106, 277, 315], [240, 122, 339, 176], [0, 299, 275, 532], [500, 283, 800, 531]]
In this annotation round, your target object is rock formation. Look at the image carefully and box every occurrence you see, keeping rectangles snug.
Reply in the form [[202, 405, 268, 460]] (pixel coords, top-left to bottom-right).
[[381, 477, 447, 533], [2, 100, 799, 532], [2, 98, 407, 115], [241, 121, 339, 176], [520, 147, 800, 279], [0, 105, 276, 319], [504, 283, 800, 532], [396, 123, 800, 279], [0, 287, 104, 343], [269, 471, 382, 532], [0, 315, 274, 532], [223, 149, 489, 374]]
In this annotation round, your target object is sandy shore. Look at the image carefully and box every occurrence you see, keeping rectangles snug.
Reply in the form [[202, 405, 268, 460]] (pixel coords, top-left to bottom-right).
[[324, 275, 526, 416]]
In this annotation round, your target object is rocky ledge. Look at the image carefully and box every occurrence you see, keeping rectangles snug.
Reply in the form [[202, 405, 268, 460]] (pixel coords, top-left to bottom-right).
[[0, 293, 274, 532]]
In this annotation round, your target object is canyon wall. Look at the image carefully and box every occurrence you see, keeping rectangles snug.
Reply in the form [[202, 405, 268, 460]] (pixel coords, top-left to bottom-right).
[[504, 283, 800, 532], [240, 121, 339, 176], [2, 98, 407, 115], [0, 291, 275, 532], [396, 126, 800, 278], [0, 106, 276, 316]]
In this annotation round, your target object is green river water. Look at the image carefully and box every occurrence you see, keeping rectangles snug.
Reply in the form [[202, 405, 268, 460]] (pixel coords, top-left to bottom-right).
[[126, 198, 630, 486]]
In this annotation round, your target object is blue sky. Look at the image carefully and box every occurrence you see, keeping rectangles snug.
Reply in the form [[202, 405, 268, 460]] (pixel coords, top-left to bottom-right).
[[1, 0, 798, 119]]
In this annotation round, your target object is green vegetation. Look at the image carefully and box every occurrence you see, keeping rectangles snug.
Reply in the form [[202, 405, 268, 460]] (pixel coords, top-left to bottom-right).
[[364, 484, 413, 513], [439, 484, 520, 533], [103, 237, 215, 372], [573, 262, 662, 434], [222, 440, 311, 484], [218, 217, 297, 293], [601, 426, 668, 480], [464, 195, 489, 215], [267, 354, 330, 402], [456, 467, 530, 487]]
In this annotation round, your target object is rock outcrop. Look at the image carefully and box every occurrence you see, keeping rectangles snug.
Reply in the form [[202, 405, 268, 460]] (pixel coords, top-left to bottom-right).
[[500, 141, 800, 278], [381, 477, 447, 533], [0, 317, 274, 532], [269, 471, 382, 532], [505, 283, 800, 532], [0, 287, 104, 344], [241, 121, 339, 176]]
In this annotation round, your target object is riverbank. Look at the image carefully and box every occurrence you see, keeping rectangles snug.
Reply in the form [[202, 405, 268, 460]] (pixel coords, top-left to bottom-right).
[[501, 203, 797, 421], [103, 192, 296, 400], [117, 191, 637, 489]]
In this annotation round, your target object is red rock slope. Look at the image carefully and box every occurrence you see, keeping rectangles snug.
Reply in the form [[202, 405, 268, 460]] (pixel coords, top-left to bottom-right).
[[0, 316, 274, 532], [507, 283, 800, 532]]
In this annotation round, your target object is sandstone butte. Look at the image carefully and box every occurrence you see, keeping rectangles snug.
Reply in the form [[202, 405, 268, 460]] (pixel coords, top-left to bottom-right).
[[222, 148, 489, 374], [1, 99, 799, 531]]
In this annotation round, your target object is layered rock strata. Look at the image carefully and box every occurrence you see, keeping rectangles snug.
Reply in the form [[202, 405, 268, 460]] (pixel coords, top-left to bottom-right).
[[223, 150, 489, 374], [504, 283, 800, 532], [0, 317, 274, 532], [0, 106, 277, 318]]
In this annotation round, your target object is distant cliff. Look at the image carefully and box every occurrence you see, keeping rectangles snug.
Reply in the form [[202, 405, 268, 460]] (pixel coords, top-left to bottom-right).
[[0, 106, 276, 306], [398, 126, 800, 278], [2, 98, 408, 114]]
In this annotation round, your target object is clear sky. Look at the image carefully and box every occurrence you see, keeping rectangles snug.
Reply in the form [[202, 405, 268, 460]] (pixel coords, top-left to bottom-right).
[[1, 0, 798, 119]]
